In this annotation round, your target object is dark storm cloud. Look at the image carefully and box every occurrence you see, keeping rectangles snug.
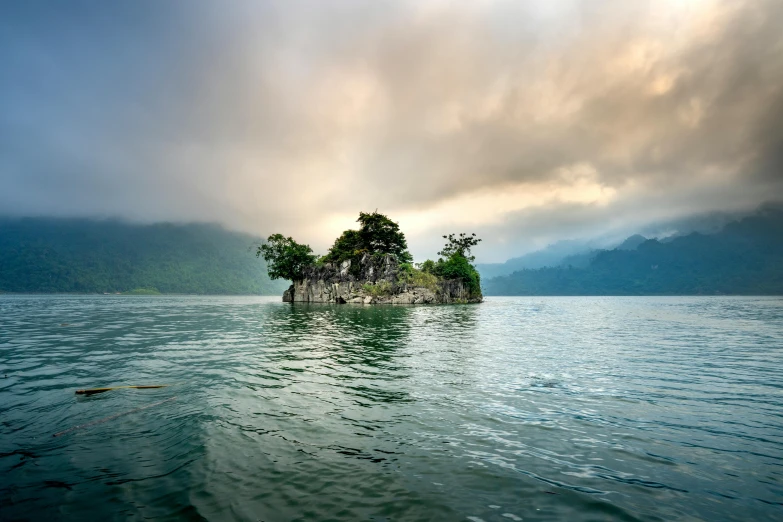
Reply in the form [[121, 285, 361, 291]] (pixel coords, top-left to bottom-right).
[[0, 0, 781, 262]]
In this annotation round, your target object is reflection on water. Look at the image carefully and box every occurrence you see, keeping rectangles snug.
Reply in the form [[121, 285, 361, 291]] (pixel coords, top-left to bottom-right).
[[1, 296, 782, 521]]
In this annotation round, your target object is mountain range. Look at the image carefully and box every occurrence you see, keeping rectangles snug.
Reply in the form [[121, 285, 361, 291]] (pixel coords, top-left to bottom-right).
[[1, 204, 781, 296], [0, 218, 288, 295], [482, 204, 783, 295]]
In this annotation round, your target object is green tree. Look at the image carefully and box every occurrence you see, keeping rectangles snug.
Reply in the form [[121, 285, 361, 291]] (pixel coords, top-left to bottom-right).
[[324, 211, 413, 264], [323, 229, 363, 263], [433, 232, 482, 296], [438, 233, 482, 262], [417, 259, 436, 274], [434, 254, 481, 295], [256, 234, 317, 282], [357, 211, 413, 263]]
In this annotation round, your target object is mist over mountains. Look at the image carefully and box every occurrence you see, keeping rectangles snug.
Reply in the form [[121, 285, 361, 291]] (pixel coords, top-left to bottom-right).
[[0, 203, 780, 296], [482, 203, 783, 296], [475, 207, 755, 279], [0, 219, 287, 295]]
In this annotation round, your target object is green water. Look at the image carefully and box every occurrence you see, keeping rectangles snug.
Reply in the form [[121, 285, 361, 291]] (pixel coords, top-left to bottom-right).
[[1, 296, 782, 521]]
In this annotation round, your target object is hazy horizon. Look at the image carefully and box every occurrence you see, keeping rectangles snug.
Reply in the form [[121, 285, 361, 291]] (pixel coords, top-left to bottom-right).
[[2, 201, 778, 266], [2, 1, 782, 262]]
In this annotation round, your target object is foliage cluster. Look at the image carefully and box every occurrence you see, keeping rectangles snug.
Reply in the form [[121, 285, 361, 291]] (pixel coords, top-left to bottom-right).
[[417, 233, 483, 296], [257, 233, 317, 282], [417, 259, 436, 274], [362, 281, 392, 296], [260, 211, 482, 297], [432, 255, 482, 296], [323, 212, 412, 264], [397, 262, 439, 291], [0, 219, 289, 295], [438, 233, 482, 262], [323, 229, 362, 265]]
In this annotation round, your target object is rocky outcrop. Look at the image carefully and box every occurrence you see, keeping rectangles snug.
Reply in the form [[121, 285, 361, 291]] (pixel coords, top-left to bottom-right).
[[282, 254, 482, 304]]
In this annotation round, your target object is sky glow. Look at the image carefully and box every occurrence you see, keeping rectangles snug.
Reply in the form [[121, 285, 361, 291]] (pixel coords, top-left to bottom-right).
[[1, 0, 781, 262]]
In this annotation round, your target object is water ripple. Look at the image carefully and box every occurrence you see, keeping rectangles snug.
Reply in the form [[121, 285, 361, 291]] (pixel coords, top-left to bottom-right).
[[1, 295, 782, 521]]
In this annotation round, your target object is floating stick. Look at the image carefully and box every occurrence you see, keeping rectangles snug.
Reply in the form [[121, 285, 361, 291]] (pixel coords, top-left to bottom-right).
[[75, 385, 168, 395], [53, 396, 176, 437]]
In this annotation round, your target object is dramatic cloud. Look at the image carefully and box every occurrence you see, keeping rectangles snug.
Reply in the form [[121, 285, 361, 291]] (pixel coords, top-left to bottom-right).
[[1, 0, 781, 261]]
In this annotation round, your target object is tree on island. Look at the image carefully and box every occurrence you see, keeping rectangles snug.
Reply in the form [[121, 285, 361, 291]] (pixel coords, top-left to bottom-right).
[[324, 211, 413, 264], [256, 234, 317, 282], [437, 233, 482, 262], [323, 229, 362, 264], [259, 211, 482, 299], [423, 233, 482, 295]]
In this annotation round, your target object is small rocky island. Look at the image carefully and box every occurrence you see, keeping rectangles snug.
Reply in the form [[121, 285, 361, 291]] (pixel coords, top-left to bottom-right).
[[258, 212, 482, 304]]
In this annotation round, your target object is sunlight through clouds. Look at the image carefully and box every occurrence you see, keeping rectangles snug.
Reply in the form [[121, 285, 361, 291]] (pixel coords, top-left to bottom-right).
[[0, 0, 780, 262]]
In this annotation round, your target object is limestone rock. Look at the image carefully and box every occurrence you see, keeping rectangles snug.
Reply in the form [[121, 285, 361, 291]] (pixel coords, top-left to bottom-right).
[[282, 254, 482, 305]]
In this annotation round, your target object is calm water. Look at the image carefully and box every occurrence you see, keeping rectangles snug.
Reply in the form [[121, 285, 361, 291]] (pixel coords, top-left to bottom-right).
[[1, 296, 782, 521]]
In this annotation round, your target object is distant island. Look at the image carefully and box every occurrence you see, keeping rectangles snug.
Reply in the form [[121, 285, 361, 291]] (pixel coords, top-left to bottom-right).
[[258, 212, 483, 304]]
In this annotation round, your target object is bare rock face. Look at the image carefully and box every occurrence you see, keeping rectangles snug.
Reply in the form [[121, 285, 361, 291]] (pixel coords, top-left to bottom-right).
[[282, 254, 482, 304]]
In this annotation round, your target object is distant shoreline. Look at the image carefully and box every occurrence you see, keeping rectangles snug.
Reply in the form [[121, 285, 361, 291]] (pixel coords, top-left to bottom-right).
[[1, 292, 781, 297], [0, 292, 284, 297]]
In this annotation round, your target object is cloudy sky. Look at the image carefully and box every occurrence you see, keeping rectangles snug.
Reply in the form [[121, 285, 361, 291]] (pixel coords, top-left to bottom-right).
[[1, 0, 781, 262]]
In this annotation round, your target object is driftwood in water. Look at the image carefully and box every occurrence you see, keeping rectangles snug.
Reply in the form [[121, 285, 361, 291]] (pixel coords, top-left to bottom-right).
[[75, 385, 168, 395]]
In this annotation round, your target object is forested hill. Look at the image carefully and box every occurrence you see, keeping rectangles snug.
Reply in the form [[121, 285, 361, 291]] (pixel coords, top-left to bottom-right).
[[0, 218, 289, 294], [483, 206, 783, 296]]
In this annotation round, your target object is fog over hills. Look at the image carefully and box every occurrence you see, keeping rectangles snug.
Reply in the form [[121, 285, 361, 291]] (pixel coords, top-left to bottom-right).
[[0, 219, 288, 295], [482, 203, 783, 296], [476, 206, 758, 279], [1, 202, 779, 296]]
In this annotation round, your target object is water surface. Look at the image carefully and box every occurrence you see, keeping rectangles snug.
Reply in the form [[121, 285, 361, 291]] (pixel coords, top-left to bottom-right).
[[1, 296, 782, 521]]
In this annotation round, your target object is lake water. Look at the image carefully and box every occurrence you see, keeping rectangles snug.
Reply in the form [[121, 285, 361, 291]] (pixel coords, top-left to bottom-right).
[[1, 295, 781, 521]]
